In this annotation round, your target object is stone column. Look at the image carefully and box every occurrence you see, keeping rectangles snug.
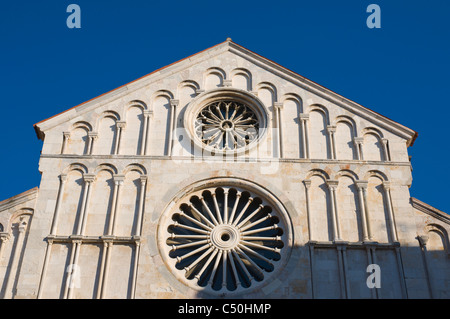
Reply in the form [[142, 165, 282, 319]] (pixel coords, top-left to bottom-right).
[[274, 102, 283, 158], [299, 113, 309, 159], [61, 132, 71, 154], [327, 125, 337, 160], [4, 218, 28, 298], [99, 238, 114, 299], [114, 121, 127, 155], [79, 174, 96, 236], [336, 243, 350, 299], [87, 132, 98, 155], [418, 235, 434, 299], [355, 181, 370, 242], [327, 180, 341, 241], [382, 181, 398, 242], [50, 174, 68, 235], [354, 137, 364, 160], [0, 232, 10, 260], [381, 138, 390, 161], [130, 238, 141, 299], [167, 99, 179, 157], [37, 236, 53, 299], [67, 238, 82, 299], [143, 110, 153, 155], [303, 180, 313, 241], [135, 175, 147, 236], [109, 175, 125, 236]]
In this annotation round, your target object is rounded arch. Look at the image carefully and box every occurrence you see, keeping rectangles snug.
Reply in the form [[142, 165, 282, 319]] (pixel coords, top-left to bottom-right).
[[123, 163, 147, 176], [151, 90, 174, 103], [335, 169, 359, 181], [204, 67, 226, 90], [127, 100, 148, 112], [364, 169, 388, 182], [94, 163, 118, 175], [306, 168, 330, 181], [362, 127, 384, 139], [281, 93, 303, 113], [308, 104, 330, 125], [426, 224, 450, 253], [62, 163, 88, 175], [205, 67, 227, 79], [71, 121, 92, 132], [230, 68, 252, 91], [178, 80, 200, 94], [334, 115, 357, 137], [256, 82, 277, 102], [9, 208, 33, 231]]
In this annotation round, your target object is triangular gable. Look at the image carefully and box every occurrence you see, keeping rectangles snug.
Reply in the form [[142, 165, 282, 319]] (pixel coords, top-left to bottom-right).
[[33, 39, 418, 146]]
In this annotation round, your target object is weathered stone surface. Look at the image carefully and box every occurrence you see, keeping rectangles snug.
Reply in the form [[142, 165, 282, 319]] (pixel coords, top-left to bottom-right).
[[1, 40, 449, 299]]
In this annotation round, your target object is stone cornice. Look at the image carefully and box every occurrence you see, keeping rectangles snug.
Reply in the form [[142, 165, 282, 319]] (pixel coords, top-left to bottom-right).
[[33, 40, 417, 147], [38, 153, 413, 167], [0, 187, 38, 212], [411, 197, 450, 225]]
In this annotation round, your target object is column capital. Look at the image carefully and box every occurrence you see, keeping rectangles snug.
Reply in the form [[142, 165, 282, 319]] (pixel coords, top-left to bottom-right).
[[0, 232, 10, 243], [273, 102, 283, 110], [354, 137, 364, 144], [417, 235, 429, 247], [101, 235, 115, 246], [144, 110, 154, 118], [382, 181, 391, 190], [355, 180, 368, 189], [83, 174, 96, 183], [326, 180, 339, 189], [299, 113, 309, 120], [88, 131, 98, 139], [113, 174, 125, 185], [139, 175, 148, 184], [63, 131, 71, 138], [59, 173, 68, 183], [170, 99, 179, 107], [326, 125, 336, 133], [116, 121, 126, 129], [303, 179, 311, 189], [381, 138, 389, 145]]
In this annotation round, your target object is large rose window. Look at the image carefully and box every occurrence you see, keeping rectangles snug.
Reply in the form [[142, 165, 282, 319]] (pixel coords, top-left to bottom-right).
[[159, 183, 291, 294]]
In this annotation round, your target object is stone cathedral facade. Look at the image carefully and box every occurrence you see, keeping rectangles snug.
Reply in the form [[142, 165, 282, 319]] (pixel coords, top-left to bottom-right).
[[0, 39, 449, 299]]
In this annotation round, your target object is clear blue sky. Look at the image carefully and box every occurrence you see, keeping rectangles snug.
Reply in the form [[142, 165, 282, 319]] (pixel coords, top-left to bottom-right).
[[1, 1, 449, 213]]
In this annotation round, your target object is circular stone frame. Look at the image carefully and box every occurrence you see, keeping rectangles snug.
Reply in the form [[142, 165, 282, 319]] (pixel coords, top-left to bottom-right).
[[183, 88, 269, 156], [156, 177, 294, 297]]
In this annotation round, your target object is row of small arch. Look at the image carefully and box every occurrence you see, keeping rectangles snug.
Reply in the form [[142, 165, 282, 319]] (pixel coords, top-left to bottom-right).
[[64, 163, 147, 176], [305, 168, 389, 183], [62, 163, 388, 182]]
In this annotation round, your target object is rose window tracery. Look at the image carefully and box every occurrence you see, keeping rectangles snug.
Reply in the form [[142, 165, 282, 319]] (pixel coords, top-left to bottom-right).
[[194, 100, 259, 151], [163, 186, 287, 292]]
